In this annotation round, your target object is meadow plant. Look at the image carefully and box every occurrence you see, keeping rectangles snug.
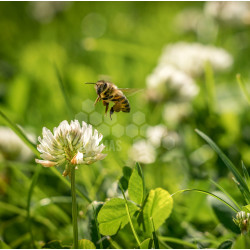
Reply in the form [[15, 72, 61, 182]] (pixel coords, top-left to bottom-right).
[[36, 120, 106, 248]]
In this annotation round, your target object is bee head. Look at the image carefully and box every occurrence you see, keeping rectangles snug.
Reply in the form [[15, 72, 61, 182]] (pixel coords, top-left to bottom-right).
[[95, 80, 108, 95]]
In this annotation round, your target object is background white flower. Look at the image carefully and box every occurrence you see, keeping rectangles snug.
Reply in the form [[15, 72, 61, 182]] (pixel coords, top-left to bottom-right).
[[35, 120, 106, 175], [204, 2, 250, 26], [158, 42, 233, 77], [146, 125, 168, 148], [129, 139, 156, 164], [0, 126, 35, 162], [146, 64, 199, 102]]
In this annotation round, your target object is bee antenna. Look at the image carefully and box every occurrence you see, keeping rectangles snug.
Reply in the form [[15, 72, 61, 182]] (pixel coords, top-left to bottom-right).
[[85, 82, 96, 84]]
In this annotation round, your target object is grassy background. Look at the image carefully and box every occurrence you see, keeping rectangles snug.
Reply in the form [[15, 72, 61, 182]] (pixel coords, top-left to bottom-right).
[[0, 2, 250, 248]]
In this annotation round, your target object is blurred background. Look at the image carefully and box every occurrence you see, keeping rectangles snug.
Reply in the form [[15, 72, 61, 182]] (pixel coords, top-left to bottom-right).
[[0, 1, 250, 248]]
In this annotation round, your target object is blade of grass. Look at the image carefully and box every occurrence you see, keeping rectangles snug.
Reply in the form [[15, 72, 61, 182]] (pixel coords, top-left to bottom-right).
[[92, 205, 103, 249], [236, 74, 250, 104], [27, 164, 42, 248], [159, 236, 197, 249], [195, 129, 250, 203], [150, 217, 159, 249], [242, 161, 250, 185], [171, 189, 238, 212], [107, 236, 122, 249], [209, 179, 241, 211], [54, 64, 74, 119], [0, 109, 92, 203]]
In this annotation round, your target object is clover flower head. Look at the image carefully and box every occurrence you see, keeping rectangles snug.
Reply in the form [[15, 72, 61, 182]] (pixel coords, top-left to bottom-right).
[[35, 120, 106, 176], [233, 211, 250, 235], [159, 42, 233, 77], [204, 2, 250, 26], [129, 140, 156, 164], [146, 64, 199, 102], [0, 126, 35, 162]]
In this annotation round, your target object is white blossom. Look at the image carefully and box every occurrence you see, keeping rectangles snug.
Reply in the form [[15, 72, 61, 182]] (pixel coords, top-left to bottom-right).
[[29, 2, 71, 23], [35, 120, 106, 176], [146, 64, 199, 102], [204, 2, 250, 26], [158, 42, 233, 77], [163, 102, 192, 127], [146, 125, 168, 148], [0, 126, 35, 161], [129, 140, 156, 164]]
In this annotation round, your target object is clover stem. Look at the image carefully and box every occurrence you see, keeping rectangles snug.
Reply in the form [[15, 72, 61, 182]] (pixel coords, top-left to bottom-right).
[[71, 165, 78, 249]]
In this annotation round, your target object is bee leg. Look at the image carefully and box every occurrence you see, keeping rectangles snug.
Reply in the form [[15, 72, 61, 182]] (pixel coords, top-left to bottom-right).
[[102, 101, 109, 116], [94, 96, 101, 105], [110, 107, 114, 120]]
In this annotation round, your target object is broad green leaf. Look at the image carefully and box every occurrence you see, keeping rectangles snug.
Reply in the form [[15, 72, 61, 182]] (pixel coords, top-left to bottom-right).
[[119, 166, 132, 192], [195, 129, 250, 203], [78, 239, 96, 249], [128, 163, 144, 205], [0, 240, 10, 249], [97, 198, 138, 235], [141, 188, 173, 235], [140, 238, 153, 249], [218, 240, 233, 249]]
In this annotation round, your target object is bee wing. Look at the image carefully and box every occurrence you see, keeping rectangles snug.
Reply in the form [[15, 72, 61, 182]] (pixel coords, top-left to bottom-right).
[[118, 88, 143, 97]]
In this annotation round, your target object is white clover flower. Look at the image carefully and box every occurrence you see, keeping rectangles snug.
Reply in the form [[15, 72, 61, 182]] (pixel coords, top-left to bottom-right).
[[0, 126, 35, 162], [146, 125, 168, 148], [233, 211, 250, 235], [158, 42, 233, 77], [129, 140, 156, 164], [29, 2, 71, 23], [163, 102, 192, 127], [35, 120, 106, 176], [146, 64, 199, 102], [204, 2, 250, 26]]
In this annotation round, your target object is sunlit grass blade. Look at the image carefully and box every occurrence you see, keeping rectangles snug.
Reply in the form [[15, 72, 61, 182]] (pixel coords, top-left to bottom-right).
[[204, 60, 216, 113], [92, 204, 103, 249], [0, 109, 92, 203], [236, 74, 250, 104], [27, 164, 42, 248], [172, 189, 238, 212], [54, 64, 74, 119], [158, 236, 197, 249], [242, 161, 250, 185], [107, 236, 122, 249], [195, 129, 250, 203], [209, 179, 241, 211], [0, 201, 56, 231]]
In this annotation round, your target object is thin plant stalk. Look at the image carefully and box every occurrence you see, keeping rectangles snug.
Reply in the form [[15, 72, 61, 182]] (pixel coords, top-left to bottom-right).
[[119, 183, 141, 247], [71, 165, 78, 249]]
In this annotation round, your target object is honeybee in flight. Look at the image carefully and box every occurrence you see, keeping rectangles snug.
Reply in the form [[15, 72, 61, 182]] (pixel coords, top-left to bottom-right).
[[85, 80, 139, 119]]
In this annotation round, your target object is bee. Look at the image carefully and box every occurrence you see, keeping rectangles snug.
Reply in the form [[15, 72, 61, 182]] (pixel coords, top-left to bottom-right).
[[85, 80, 138, 119]]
